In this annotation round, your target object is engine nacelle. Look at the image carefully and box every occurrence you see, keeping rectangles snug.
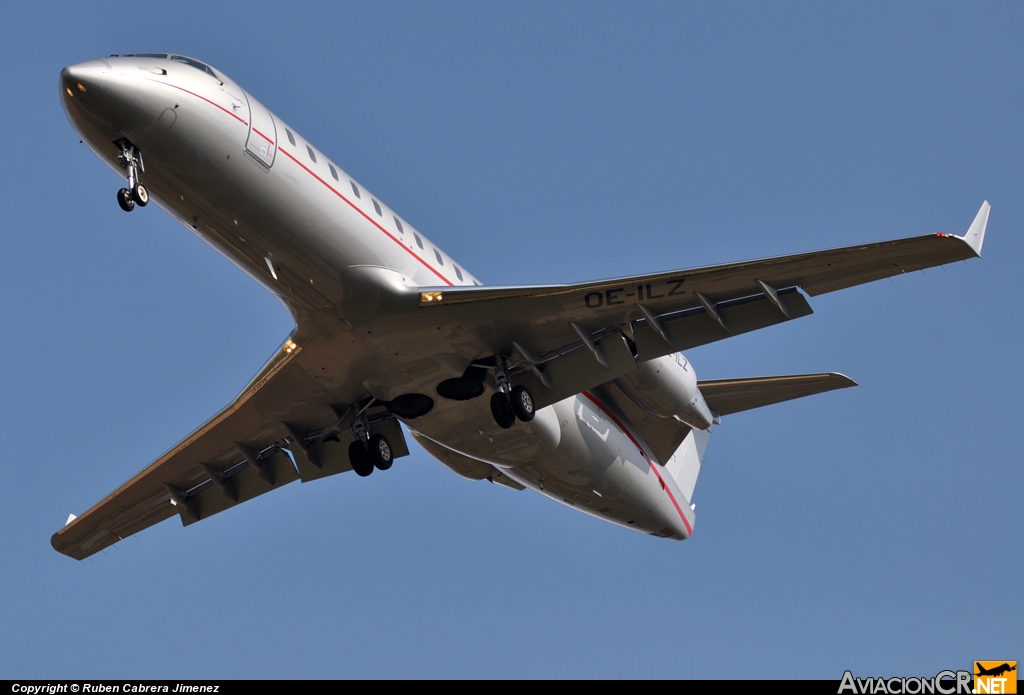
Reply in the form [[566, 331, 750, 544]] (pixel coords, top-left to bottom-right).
[[614, 353, 715, 430]]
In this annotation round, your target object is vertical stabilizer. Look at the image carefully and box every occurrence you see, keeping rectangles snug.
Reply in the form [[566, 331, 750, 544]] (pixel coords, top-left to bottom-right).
[[665, 428, 710, 503]]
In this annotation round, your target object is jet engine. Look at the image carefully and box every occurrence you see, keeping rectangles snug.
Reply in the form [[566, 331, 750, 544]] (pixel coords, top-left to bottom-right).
[[614, 353, 715, 430]]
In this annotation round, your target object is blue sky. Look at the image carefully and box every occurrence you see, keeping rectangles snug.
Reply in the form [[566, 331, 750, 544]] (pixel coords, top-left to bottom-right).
[[1, 1, 1020, 678]]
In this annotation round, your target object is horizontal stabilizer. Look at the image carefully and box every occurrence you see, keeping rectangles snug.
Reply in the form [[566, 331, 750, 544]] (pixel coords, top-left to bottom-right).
[[699, 373, 857, 416]]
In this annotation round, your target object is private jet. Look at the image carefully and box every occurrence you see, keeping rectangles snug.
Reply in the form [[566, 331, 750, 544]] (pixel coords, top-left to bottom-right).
[[52, 53, 989, 559]]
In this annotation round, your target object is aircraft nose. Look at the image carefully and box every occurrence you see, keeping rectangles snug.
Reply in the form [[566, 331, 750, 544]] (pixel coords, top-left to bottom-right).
[[61, 60, 104, 97], [60, 60, 138, 115]]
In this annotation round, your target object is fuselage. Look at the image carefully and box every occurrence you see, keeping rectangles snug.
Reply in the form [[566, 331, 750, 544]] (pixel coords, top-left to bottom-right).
[[60, 54, 698, 541]]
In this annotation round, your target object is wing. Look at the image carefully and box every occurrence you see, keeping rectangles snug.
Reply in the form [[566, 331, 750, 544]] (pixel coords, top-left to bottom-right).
[[372, 202, 988, 408], [52, 336, 409, 560]]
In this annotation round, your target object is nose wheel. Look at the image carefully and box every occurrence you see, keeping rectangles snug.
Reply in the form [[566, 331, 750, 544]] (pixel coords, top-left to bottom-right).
[[117, 188, 135, 212], [133, 183, 149, 206], [114, 139, 148, 212]]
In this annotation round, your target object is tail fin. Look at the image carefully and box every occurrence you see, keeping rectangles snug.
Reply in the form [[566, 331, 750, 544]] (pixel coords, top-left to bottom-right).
[[665, 428, 710, 504], [664, 373, 856, 502]]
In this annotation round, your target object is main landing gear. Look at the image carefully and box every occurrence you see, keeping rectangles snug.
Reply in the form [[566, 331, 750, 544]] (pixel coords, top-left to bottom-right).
[[489, 354, 535, 429], [115, 139, 149, 212], [346, 417, 393, 477]]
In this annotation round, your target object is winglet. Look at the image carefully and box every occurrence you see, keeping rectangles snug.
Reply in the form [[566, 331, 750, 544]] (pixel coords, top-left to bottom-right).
[[960, 201, 990, 257]]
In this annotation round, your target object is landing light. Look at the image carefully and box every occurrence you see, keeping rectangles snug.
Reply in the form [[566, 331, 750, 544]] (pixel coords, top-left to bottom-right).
[[421, 291, 443, 304], [283, 340, 297, 354], [76, 82, 87, 93], [64, 86, 73, 98]]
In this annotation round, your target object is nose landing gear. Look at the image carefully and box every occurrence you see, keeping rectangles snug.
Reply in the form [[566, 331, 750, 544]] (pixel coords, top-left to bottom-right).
[[115, 138, 148, 212]]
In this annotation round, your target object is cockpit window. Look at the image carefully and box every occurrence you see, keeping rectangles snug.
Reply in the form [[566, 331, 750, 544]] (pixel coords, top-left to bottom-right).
[[130, 54, 169, 59], [170, 56, 217, 78]]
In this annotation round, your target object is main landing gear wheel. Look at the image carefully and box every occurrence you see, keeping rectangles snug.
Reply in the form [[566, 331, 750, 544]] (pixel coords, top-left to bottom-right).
[[368, 434, 393, 471], [510, 385, 535, 422], [348, 440, 374, 477], [490, 392, 516, 429], [132, 183, 149, 207], [117, 188, 135, 212]]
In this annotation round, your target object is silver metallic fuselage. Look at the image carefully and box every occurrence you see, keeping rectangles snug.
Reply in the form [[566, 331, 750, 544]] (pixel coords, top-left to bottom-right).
[[60, 55, 696, 541]]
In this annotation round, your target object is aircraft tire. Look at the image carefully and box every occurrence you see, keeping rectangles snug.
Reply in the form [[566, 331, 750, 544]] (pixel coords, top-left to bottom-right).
[[490, 392, 516, 429], [368, 434, 393, 471], [510, 385, 535, 422], [348, 440, 374, 477], [133, 183, 149, 206], [117, 188, 135, 212]]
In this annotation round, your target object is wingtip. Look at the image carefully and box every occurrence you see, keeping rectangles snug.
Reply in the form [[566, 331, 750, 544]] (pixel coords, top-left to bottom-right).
[[961, 200, 990, 257], [830, 372, 859, 388]]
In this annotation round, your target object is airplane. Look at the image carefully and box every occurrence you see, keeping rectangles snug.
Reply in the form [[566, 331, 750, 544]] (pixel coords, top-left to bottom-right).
[[52, 53, 990, 560], [976, 664, 1017, 678]]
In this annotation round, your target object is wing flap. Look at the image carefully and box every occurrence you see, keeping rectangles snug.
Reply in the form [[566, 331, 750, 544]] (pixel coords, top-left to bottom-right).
[[517, 289, 812, 410], [178, 451, 299, 527], [699, 373, 858, 416], [631, 288, 812, 360]]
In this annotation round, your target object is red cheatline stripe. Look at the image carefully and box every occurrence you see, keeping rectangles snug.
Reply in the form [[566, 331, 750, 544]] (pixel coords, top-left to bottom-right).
[[147, 78, 451, 285], [278, 147, 453, 286], [150, 79, 249, 126], [581, 391, 693, 535], [253, 127, 274, 145]]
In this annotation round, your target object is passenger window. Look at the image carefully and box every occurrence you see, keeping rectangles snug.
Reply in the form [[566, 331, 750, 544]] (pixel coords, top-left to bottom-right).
[[329, 164, 338, 181], [372, 199, 382, 216], [306, 145, 317, 163], [286, 129, 296, 146], [350, 181, 361, 198], [393, 217, 404, 234], [434, 249, 444, 266], [454, 265, 464, 281], [414, 233, 424, 249]]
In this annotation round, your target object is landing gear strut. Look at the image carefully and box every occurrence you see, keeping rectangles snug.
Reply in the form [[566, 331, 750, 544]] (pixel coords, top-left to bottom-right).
[[490, 355, 535, 429], [115, 139, 148, 212], [345, 414, 394, 476]]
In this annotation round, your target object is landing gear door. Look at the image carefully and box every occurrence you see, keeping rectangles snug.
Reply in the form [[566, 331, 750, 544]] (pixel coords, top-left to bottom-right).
[[243, 90, 277, 168]]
